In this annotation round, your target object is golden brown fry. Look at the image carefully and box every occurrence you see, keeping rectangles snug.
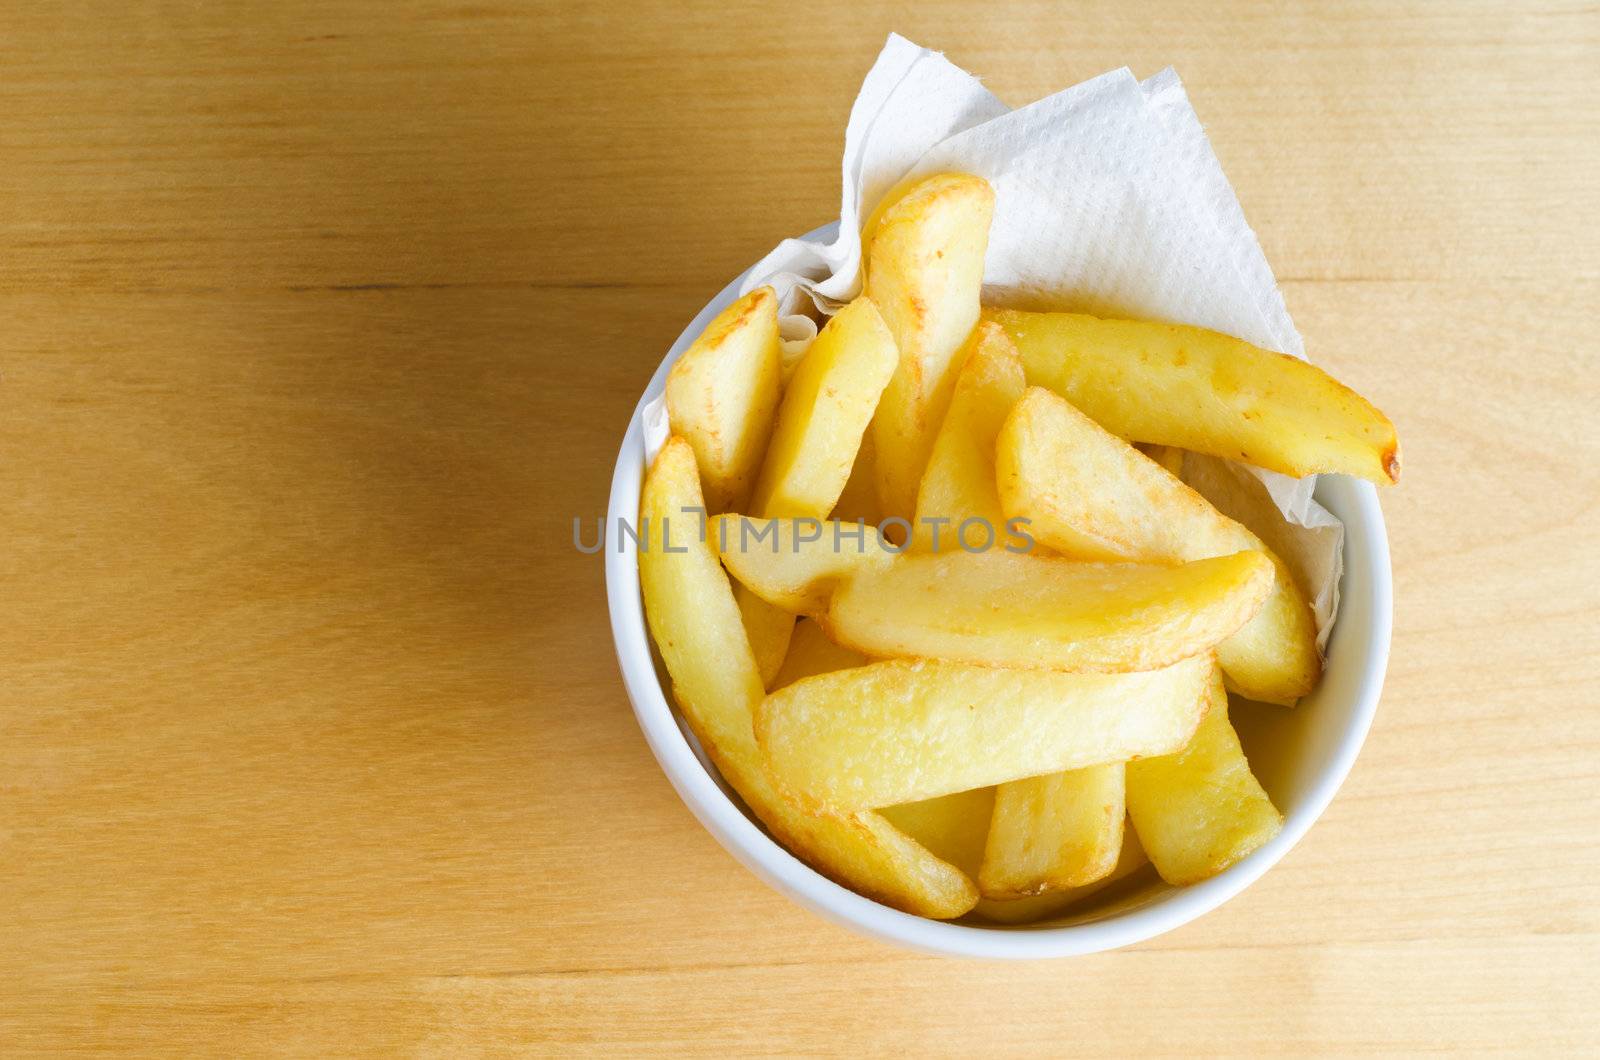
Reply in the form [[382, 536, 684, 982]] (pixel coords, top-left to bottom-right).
[[825, 548, 1274, 674], [879, 786, 995, 880], [974, 826, 1149, 924], [911, 321, 1026, 551], [1126, 663, 1284, 885], [986, 308, 1400, 484], [979, 765, 1125, 899], [665, 287, 782, 513], [996, 387, 1319, 703], [756, 654, 1211, 811], [750, 296, 899, 519], [640, 437, 977, 917], [734, 586, 800, 689], [736, 295, 899, 684], [867, 173, 996, 519]]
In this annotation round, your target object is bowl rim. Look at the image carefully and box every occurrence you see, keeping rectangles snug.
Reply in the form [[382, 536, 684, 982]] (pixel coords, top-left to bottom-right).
[[603, 225, 1392, 958]]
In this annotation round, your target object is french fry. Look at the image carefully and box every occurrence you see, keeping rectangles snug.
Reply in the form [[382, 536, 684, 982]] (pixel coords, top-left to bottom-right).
[[996, 387, 1319, 703], [735, 295, 900, 684], [771, 618, 868, 691], [1126, 663, 1284, 885], [985, 308, 1400, 484], [734, 588, 801, 689], [911, 321, 1025, 551], [879, 786, 995, 880], [756, 654, 1211, 811], [825, 548, 1274, 674], [665, 287, 782, 513], [974, 826, 1149, 924], [640, 437, 977, 917], [749, 296, 899, 519], [867, 173, 996, 519], [979, 765, 1124, 899], [712, 514, 897, 616]]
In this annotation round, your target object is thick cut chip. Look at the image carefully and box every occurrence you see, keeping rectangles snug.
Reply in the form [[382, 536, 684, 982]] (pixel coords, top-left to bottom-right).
[[756, 655, 1211, 811], [867, 173, 996, 519], [986, 308, 1400, 484], [1126, 664, 1284, 885], [738, 295, 898, 684], [825, 548, 1273, 674], [975, 826, 1149, 924], [734, 585, 800, 689], [640, 437, 977, 917], [665, 287, 783, 513], [980, 765, 1125, 899], [997, 387, 1319, 703], [879, 786, 995, 880], [712, 514, 897, 615], [911, 321, 1025, 551], [770, 618, 868, 691], [749, 296, 899, 519]]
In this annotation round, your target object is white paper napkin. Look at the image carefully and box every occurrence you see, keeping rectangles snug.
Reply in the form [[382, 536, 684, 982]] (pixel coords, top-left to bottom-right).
[[731, 33, 1343, 649]]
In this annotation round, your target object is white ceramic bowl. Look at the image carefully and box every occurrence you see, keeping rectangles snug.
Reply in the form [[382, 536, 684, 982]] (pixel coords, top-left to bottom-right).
[[605, 227, 1392, 958]]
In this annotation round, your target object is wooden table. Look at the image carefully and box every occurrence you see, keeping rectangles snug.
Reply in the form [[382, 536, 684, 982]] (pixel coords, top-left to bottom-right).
[[4, 2, 1596, 1053]]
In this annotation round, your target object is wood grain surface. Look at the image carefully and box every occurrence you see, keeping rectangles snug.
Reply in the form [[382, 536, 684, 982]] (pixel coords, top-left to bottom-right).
[[3, 1, 1597, 1054]]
